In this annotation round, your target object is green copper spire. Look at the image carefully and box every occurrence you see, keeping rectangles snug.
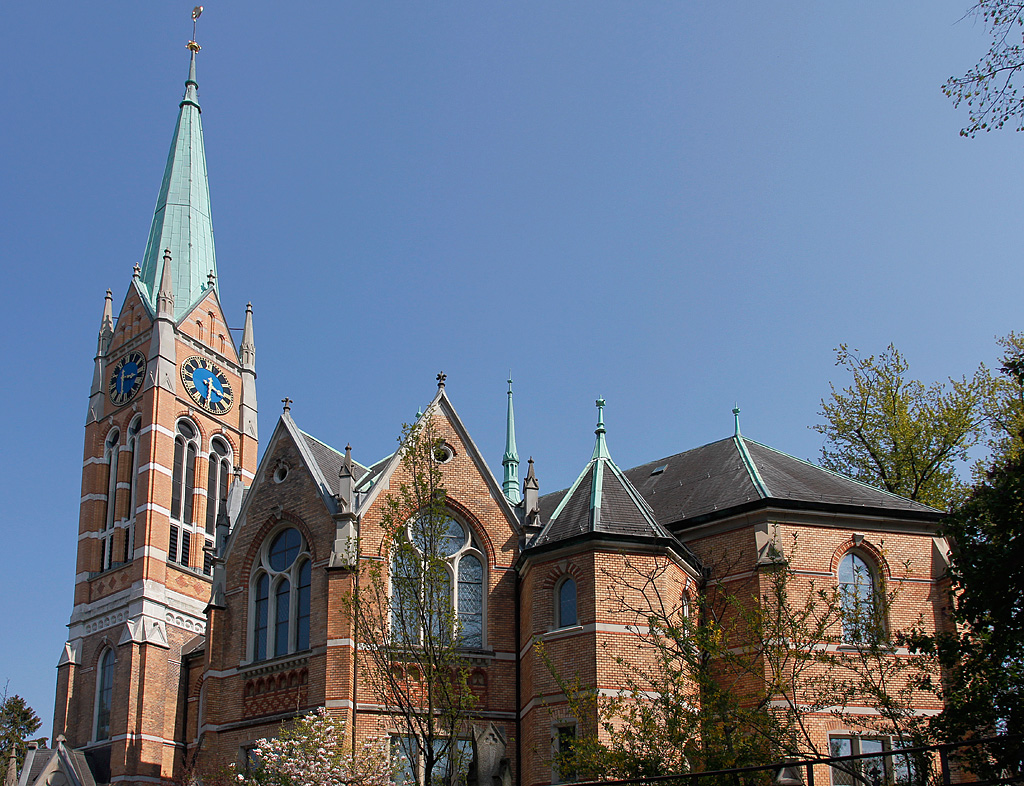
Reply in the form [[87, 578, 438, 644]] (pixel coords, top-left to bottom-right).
[[138, 44, 218, 320], [592, 397, 610, 460], [588, 397, 610, 521], [502, 376, 521, 504]]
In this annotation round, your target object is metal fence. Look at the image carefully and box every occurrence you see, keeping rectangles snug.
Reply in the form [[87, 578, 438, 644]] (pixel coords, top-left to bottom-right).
[[569, 736, 1023, 786]]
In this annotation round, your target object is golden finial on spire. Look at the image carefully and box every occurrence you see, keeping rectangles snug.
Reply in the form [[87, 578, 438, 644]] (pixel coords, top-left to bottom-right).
[[187, 6, 203, 52]]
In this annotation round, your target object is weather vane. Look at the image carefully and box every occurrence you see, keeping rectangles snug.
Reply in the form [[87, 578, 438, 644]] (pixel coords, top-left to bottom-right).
[[188, 6, 203, 53]]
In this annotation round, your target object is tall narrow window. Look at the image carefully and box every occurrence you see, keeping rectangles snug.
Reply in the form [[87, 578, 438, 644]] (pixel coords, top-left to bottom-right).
[[123, 418, 141, 564], [254, 574, 269, 662], [170, 420, 199, 568], [95, 649, 115, 741], [556, 577, 577, 629], [205, 438, 232, 534], [296, 560, 311, 651], [274, 578, 291, 655], [100, 430, 120, 572], [554, 724, 577, 783], [205, 437, 232, 575], [390, 515, 487, 650], [458, 555, 483, 648], [839, 552, 879, 644], [250, 528, 311, 661]]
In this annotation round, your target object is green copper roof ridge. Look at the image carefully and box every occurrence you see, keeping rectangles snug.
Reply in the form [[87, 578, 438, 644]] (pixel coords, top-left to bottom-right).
[[548, 457, 597, 524], [602, 459, 675, 539], [589, 458, 605, 529], [734, 434, 770, 498], [587, 398, 613, 527], [740, 437, 942, 511], [137, 48, 218, 321]]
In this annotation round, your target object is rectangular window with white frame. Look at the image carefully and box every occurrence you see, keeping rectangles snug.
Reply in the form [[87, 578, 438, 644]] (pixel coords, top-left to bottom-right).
[[829, 735, 924, 786]]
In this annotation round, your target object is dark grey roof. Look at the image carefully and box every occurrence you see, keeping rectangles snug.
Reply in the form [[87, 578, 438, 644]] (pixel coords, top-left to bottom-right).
[[23, 749, 56, 785], [355, 453, 393, 492], [66, 749, 97, 786], [298, 431, 369, 496], [532, 456, 677, 549], [540, 436, 940, 532], [21, 742, 96, 786]]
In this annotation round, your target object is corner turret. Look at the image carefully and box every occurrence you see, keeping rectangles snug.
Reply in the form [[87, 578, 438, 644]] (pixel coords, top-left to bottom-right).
[[87, 290, 115, 424], [147, 249, 177, 392], [239, 302, 258, 439]]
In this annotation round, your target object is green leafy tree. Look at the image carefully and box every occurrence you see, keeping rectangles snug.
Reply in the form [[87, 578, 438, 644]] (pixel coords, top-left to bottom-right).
[[915, 411, 1024, 778], [943, 1, 1024, 136], [0, 686, 42, 771], [343, 421, 477, 786], [977, 331, 1024, 474], [814, 344, 990, 510], [539, 544, 937, 783]]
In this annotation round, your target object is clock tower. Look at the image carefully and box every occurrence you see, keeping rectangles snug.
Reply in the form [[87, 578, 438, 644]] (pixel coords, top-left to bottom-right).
[[53, 38, 258, 785]]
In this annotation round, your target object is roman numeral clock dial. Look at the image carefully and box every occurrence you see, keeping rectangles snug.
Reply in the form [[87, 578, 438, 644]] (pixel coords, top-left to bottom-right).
[[180, 356, 234, 414], [108, 350, 147, 406]]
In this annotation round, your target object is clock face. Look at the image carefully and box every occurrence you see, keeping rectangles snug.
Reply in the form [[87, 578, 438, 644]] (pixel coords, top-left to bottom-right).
[[181, 356, 234, 414], [108, 350, 147, 406]]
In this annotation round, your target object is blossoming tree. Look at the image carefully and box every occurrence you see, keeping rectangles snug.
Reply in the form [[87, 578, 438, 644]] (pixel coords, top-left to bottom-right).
[[235, 707, 398, 786]]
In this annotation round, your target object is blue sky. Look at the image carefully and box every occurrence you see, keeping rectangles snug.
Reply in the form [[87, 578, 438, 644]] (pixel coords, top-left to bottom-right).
[[2, 1, 1020, 737]]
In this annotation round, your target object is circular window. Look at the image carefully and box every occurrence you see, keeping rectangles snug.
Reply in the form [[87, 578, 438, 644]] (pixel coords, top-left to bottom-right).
[[269, 528, 302, 571], [433, 443, 454, 463], [273, 464, 289, 483]]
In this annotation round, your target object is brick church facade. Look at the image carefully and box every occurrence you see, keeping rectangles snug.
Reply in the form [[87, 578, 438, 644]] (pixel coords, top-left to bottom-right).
[[43, 44, 952, 786]]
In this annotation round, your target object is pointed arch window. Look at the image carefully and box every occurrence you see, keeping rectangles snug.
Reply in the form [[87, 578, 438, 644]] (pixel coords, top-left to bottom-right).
[[94, 648, 115, 741], [100, 429, 120, 572], [170, 419, 199, 568], [390, 514, 486, 649], [205, 436, 232, 575], [555, 576, 577, 629], [839, 551, 881, 644], [250, 527, 312, 662], [122, 417, 142, 564]]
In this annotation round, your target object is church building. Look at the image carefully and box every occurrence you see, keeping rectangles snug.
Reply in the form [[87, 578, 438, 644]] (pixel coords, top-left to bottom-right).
[[43, 41, 951, 786]]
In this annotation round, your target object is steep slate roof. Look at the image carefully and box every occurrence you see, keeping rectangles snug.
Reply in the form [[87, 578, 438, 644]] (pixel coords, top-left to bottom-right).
[[531, 401, 684, 553], [20, 749, 55, 786], [540, 435, 940, 531], [298, 430, 370, 496], [18, 741, 97, 786]]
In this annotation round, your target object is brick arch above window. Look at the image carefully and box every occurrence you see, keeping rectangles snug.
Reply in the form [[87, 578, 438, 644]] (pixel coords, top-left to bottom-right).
[[208, 429, 239, 456], [442, 496, 496, 566], [173, 412, 208, 444], [92, 637, 116, 667], [239, 512, 317, 581], [541, 561, 585, 592], [830, 536, 891, 580]]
